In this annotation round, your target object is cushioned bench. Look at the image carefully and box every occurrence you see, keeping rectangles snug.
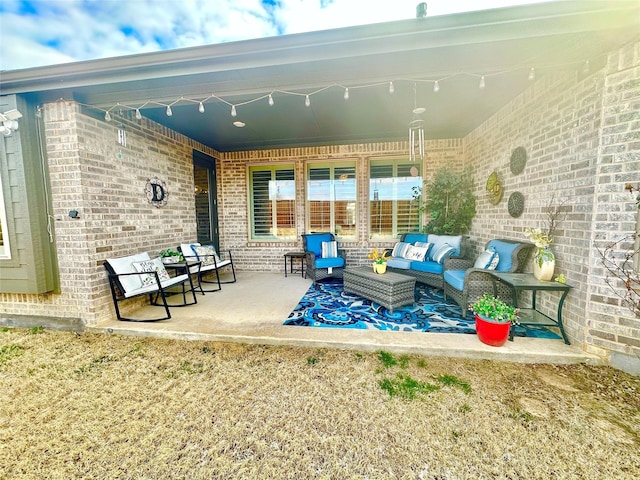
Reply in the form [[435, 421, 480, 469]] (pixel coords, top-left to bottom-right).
[[104, 252, 197, 321]]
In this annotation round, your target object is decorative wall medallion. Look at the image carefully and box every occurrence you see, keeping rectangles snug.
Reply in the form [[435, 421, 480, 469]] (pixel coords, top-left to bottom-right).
[[508, 191, 525, 218], [510, 146, 527, 175], [486, 171, 503, 205], [145, 177, 169, 208]]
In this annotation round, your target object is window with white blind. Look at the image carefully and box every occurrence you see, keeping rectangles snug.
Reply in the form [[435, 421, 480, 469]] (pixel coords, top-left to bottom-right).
[[369, 160, 422, 239], [249, 165, 296, 240], [307, 163, 356, 238]]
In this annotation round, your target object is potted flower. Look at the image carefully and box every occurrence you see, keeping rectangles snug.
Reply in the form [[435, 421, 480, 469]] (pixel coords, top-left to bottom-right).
[[470, 294, 518, 346], [368, 248, 389, 274], [159, 248, 183, 264]]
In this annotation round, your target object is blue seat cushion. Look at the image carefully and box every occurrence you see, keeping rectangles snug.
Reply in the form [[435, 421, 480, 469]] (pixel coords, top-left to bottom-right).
[[315, 257, 345, 269], [410, 260, 443, 274], [387, 257, 412, 269], [305, 233, 334, 257], [444, 270, 466, 291], [487, 240, 520, 272]]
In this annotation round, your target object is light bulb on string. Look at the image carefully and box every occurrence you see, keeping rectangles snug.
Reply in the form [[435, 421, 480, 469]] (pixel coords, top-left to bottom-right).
[[166, 105, 172, 116], [198, 102, 205, 113], [528, 68, 535, 81], [268, 94, 274, 106], [479, 76, 486, 89], [389, 82, 395, 94], [344, 88, 349, 100], [305, 95, 310, 107], [231, 105, 237, 117], [135, 109, 142, 120], [433, 81, 440, 93], [104, 110, 111, 121]]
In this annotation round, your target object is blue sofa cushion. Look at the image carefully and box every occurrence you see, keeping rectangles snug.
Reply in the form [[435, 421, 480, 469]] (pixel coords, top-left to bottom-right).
[[403, 233, 429, 244], [411, 261, 443, 274], [315, 257, 345, 269], [387, 257, 412, 269], [305, 233, 334, 258], [427, 235, 462, 258], [443, 270, 466, 292], [487, 240, 520, 272]]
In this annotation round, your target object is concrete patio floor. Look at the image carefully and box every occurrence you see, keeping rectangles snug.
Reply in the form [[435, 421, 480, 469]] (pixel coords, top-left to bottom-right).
[[88, 271, 603, 366]]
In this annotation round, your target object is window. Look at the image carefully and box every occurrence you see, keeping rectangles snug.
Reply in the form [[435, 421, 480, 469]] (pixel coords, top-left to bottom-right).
[[249, 165, 296, 240], [369, 159, 422, 239], [307, 163, 356, 238]]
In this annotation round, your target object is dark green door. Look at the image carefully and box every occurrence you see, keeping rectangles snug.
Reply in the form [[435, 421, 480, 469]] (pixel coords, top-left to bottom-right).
[[193, 150, 219, 250]]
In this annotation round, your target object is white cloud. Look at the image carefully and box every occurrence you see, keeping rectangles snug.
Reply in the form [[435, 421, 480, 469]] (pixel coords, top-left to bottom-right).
[[0, 0, 556, 71]]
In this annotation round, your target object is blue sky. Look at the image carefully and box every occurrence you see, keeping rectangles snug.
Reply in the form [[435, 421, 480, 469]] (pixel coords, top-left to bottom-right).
[[0, 0, 554, 71]]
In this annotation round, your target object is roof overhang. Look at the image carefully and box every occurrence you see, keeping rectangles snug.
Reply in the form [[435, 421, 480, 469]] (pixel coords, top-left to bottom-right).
[[2, 0, 638, 152]]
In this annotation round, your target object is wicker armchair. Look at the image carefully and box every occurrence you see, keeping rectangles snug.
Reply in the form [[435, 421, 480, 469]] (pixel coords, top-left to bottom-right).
[[443, 239, 534, 315], [302, 232, 346, 284]]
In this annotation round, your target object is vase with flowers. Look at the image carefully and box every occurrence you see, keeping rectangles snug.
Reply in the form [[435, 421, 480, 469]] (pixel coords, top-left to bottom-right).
[[368, 248, 389, 274], [524, 227, 555, 280]]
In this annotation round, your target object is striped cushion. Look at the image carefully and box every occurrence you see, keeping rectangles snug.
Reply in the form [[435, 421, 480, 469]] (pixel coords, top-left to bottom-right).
[[321, 241, 338, 258], [391, 242, 411, 258], [431, 243, 456, 264]]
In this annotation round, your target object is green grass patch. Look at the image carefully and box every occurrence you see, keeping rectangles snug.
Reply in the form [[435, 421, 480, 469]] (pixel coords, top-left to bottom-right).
[[377, 350, 397, 368], [436, 374, 472, 394], [0, 344, 24, 365], [379, 373, 440, 400], [306, 356, 320, 365], [28, 326, 44, 334]]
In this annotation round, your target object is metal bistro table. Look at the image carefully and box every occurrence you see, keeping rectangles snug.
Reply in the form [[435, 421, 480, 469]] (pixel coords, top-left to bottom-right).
[[284, 251, 306, 278], [489, 272, 572, 344], [163, 260, 204, 297]]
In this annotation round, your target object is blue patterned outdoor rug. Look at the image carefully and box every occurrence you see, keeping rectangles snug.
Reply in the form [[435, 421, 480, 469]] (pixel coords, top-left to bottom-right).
[[284, 279, 561, 339]]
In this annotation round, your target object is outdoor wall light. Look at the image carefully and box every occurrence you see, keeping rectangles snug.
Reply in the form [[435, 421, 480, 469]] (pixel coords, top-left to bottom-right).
[[69, 210, 80, 219], [0, 109, 22, 136]]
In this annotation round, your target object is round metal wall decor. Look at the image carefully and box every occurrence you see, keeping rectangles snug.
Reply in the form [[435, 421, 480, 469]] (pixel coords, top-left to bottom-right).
[[510, 146, 527, 175], [508, 191, 525, 218], [145, 177, 169, 208], [485, 171, 503, 205]]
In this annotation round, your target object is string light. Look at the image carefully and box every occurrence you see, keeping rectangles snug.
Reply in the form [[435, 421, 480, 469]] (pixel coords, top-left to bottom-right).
[[91, 60, 598, 123]]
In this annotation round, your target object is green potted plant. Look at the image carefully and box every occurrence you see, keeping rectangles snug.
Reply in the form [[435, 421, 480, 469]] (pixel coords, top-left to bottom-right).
[[159, 248, 183, 264], [470, 294, 518, 346]]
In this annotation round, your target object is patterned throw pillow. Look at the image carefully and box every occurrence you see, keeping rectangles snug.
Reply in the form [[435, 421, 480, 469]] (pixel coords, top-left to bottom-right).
[[474, 248, 500, 270], [132, 257, 171, 287], [413, 242, 433, 259], [193, 245, 220, 267], [321, 241, 338, 258], [391, 242, 411, 258], [403, 245, 430, 262], [431, 243, 456, 264]]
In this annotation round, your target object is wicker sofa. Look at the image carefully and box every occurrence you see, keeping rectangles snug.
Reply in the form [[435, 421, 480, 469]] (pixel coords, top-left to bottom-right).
[[443, 238, 534, 315], [385, 233, 469, 289]]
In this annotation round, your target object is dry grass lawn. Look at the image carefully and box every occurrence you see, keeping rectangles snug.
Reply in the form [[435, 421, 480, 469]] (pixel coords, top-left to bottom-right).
[[1, 328, 638, 480]]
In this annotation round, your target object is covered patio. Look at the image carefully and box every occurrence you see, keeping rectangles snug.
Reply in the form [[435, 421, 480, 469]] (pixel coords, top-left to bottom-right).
[[0, 0, 638, 373]]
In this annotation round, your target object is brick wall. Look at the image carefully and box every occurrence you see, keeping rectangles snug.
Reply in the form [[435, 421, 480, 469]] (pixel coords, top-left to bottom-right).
[[465, 41, 640, 370]]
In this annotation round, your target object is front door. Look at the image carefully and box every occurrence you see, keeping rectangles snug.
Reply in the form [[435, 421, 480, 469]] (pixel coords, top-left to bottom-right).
[[193, 150, 219, 250]]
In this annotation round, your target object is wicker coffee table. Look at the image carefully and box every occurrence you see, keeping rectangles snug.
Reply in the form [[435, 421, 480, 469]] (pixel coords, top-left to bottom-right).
[[343, 266, 416, 312]]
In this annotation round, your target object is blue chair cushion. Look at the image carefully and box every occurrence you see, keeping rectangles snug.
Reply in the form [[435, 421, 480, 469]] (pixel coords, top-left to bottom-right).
[[410, 260, 443, 274], [387, 257, 412, 269], [305, 233, 333, 258], [315, 257, 345, 269], [443, 270, 466, 292], [487, 240, 520, 272]]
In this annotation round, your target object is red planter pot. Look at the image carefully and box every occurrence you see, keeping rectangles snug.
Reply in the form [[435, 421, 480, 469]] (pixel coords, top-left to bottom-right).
[[475, 314, 511, 347]]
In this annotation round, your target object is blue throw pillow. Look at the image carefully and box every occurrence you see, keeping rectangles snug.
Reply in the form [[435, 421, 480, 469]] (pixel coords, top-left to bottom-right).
[[473, 248, 499, 270], [431, 243, 455, 264]]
